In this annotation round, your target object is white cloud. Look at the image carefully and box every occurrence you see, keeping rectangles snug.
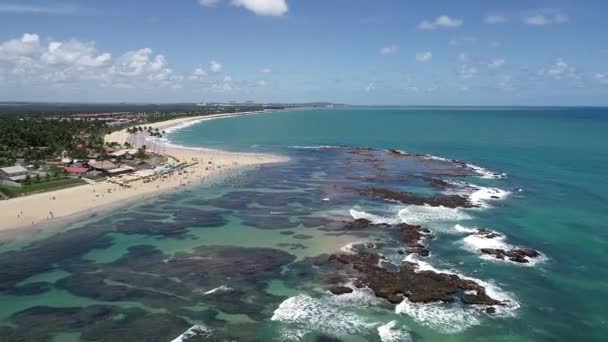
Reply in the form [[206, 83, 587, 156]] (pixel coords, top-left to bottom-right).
[[459, 65, 477, 79], [498, 75, 515, 90], [523, 13, 568, 26], [259, 67, 272, 73], [489, 40, 501, 48], [0, 33, 179, 89], [449, 36, 476, 46], [418, 15, 463, 30], [223, 75, 232, 82], [595, 73, 608, 85], [0, 3, 76, 14], [540, 58, 578, 79], [415, 51, 432, 62], [256, 79, 267, 86], [457, 54, 477, 80], [199, 0, 221, 6], [488, 59, 506, 69], [380, 44, 399, 55], [41, 40, 111, 67], [210, 60, 222, 72], [231, 0, 288, 16], [484, 14, 509, 24], [365, 82, 375, 93], [189, 67, 207, 80], [0, 33, 42, 60]]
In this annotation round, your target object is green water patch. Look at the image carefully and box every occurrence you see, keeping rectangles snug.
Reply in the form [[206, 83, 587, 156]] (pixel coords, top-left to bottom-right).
[[0, 288, 161, 322], [17, 268, 71, 286], [82, 219, 373, 264]]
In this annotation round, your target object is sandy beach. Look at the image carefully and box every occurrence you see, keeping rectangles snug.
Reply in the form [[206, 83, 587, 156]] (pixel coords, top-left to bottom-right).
[[0, 111, 287, 233]]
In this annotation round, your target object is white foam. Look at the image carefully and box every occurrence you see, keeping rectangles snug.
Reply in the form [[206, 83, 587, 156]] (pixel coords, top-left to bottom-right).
[[397, 205, 472, 225], [395, 298, 482, 334], [340, 241, 376, 254], [288, 145, 345, 150], [454, 224, 476, 234], [466, 163, 507, 179], [171, 325, 236, 342], [458, 227, 546, 266], [327, 286, 383, 307], [422, 154, 451, 162], [350, 208, 398, 225], [403, 255, 520, 317], [203, 285, 233, 295], [443, 180, 511, 208], [271, 294, 373, 340], [468, 186, 511, 208], [322, 197, 331, 201], [377, 320, 412, 342], [462, 233, 511, 251]]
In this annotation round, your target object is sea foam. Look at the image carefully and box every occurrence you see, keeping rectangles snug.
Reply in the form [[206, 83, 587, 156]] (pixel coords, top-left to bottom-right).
[[377, 320, 412, 342], [350, 208, 398, 225], [398, 254, 520, 332], [271, 294, 373, 340], [397, 205, 472, 225]]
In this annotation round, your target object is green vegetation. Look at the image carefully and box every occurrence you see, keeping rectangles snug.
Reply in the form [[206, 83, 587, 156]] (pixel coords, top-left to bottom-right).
[[0, 118, 107, 166], [0, 178, 85, 198]]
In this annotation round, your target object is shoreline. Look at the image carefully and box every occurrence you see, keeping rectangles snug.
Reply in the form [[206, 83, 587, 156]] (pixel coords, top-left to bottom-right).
[[0, 110, 289, 234]]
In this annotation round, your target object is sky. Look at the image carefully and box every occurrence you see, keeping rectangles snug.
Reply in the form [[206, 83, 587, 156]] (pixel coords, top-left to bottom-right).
[[0, 0, 607, 105]]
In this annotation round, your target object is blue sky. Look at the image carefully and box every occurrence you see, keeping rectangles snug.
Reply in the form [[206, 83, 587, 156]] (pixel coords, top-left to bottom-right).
[[0, 0, 607, 105]]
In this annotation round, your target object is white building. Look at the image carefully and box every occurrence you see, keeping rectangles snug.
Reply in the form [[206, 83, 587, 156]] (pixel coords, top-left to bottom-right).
[[0, 165, 28, 182]]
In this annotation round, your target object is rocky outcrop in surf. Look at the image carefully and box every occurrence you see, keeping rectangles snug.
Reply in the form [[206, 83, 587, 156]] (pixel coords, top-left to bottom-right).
[[325, 252, 503, 306], [464, 228, 543, 264], [359, 187, 475, 208], [397, 223, 433, 257], [480, 248, 540, 263]]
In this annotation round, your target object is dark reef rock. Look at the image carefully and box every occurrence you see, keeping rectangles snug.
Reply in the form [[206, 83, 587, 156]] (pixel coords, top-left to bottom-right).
[[5, 305, 192, 342], [52, 245, 296, 323], [329, 285, 354, 295], [474, 228, 502, 239], [396, 223, 433, 257], [480, 248, 541, 263], [277, 243, 308, 250], [359, 187, 474, 208], [316, 334, 343, 342], [343, 218, 390, 230], [300, 216, 332, 228], [293, 234, 313, 240], [323, 252, 502, 306], [4, 282, 52, 296], [424, 178, 452, 188], [0, 227, 113, 291]]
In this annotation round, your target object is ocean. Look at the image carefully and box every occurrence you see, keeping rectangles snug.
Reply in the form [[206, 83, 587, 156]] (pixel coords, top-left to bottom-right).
[[0, 107, 607, 341]]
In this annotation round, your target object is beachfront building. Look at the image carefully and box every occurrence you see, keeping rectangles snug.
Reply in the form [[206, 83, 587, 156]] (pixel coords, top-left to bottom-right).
[[88, 160, 135, 177], [0, 165, 28, 182], [110, 149, 138, 160], [64, 167, 90, 177]]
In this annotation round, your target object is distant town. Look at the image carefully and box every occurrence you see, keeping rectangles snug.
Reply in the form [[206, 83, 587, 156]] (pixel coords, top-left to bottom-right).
[[0, 102, 337, 199]]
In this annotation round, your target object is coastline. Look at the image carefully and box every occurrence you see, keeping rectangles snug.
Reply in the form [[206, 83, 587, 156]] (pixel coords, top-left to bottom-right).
[[0, 110, 288, 234]]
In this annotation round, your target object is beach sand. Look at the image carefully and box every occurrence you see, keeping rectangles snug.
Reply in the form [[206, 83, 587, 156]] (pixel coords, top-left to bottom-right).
[[0, 111, 287, 233]]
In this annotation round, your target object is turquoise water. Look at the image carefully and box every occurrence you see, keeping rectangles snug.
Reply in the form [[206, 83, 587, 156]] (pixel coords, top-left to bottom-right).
[[174, 107, 608, 340], [0, 107, 607, 341]]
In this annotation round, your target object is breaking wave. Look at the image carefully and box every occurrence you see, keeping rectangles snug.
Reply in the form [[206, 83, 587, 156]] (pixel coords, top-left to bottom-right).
[[377, 320, 412, 342], [398, 205, 472, 225], [396, 254, 520, 333]]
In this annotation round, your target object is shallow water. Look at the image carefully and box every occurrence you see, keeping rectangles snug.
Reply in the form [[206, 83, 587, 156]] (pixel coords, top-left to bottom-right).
[[1, 108, 607, 341]]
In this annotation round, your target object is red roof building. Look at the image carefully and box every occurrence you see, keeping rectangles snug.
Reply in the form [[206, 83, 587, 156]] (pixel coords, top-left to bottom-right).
[[65, 167, 90, 175], [47, 161, 66, 166]]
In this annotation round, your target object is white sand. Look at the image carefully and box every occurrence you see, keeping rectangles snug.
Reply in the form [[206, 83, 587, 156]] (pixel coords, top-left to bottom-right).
[[0, 111, 287, 233]]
